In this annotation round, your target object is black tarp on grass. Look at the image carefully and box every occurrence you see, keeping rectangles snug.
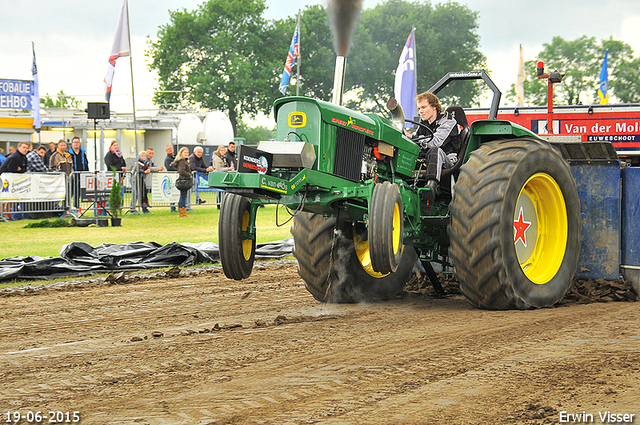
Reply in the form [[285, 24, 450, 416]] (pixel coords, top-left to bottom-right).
[[0, 239, 295, 282]]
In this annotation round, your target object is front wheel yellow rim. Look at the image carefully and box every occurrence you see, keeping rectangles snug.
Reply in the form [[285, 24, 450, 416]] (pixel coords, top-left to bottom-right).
[[392, 201, 402, 255], [514, 173, 567, 284], [241, 210, 253, 261], [354, 228, 389, 278]]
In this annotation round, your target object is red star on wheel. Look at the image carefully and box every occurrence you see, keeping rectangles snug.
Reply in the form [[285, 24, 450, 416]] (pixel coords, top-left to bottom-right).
[[514, 207, 532, 247]]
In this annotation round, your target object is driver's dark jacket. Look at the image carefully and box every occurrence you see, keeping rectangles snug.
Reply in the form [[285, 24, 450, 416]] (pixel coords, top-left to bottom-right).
[[413, 112, 460, 159]]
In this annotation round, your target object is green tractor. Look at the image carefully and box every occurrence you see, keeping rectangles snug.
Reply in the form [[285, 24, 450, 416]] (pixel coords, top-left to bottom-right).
[[209, 71, 581, 310]]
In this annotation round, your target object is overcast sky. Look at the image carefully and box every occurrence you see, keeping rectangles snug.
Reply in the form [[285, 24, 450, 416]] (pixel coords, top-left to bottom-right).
[[2, 0, 640, 122]]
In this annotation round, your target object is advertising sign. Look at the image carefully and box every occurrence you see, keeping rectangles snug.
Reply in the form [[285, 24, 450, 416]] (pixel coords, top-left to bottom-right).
[[80, 173, 115, 202], [152, 172, 180, 203], [0, 79, 35, 110], [0, 173, 66, 201], [237, 145, 273, 175]]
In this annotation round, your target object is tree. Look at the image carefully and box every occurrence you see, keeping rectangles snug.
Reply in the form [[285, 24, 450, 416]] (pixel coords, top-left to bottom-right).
[[148, 0, 285, 134], [506, 36, 638, 105], [348, 0, 486, 112], [611, 57, 640, 103], [148, 0, 487, 127], [41, 90, 81, 109], [236, 121, 276, 145], [280, 5, 337, 100]]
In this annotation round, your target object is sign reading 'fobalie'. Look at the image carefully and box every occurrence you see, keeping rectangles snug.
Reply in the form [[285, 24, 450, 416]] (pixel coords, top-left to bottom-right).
[[0, 79, 35, 110]]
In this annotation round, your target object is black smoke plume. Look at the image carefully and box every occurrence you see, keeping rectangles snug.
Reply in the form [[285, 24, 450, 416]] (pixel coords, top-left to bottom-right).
[[327, 0, 364, 57]]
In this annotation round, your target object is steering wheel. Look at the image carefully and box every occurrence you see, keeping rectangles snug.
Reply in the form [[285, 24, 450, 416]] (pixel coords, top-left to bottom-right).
[[405, 118, 434, 144]]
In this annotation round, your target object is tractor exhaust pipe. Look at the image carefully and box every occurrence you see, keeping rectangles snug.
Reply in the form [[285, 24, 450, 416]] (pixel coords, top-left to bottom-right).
[[332, 55, 347, 106], [327, 0, 363, 106], [386, 98, 406, 131]]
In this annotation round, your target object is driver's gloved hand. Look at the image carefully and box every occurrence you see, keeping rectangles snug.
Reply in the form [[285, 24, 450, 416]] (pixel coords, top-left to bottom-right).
[[415, 136, 430, 148]]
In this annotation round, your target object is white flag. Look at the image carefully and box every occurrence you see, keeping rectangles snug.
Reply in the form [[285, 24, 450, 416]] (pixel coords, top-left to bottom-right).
[[32, 42, 41, 131], [515, 44, 525, 107], [104, 0, 131, 102]]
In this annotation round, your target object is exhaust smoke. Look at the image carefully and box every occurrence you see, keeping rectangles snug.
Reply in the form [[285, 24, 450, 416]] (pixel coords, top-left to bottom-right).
[[327, 0, 364, 105], [327, 0, 364, 57]]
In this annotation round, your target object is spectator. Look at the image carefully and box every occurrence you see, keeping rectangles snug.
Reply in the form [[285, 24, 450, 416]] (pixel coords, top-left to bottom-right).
[[0, 142, 29, 173], [49, 139, 74, 175], [68, 137, 89, 172], [0, 142, 29, 220], [189, 146, 213, 174], [164, 145, 176, 171], [225, 141, 237, 170], [146, 148, 164, 173], [164, 145, 177, 212], [141, 147, 164, 212], [26, 145, 49, 172], [0, 147, 5, 165], [68, 137, 89, 210], [104, 140, 127, 172], [132, 150, 151, 213], [189, 146, 213, 204], [211, 145, 233, 172], [8, 145, 16, 155], [43, 141, 56, 166], [171, 147, 192, 218]]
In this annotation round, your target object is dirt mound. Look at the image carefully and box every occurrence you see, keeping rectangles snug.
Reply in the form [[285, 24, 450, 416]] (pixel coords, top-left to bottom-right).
[[405, 273, 638, 305], [404, 273, 462, 297], [562, 278, 638, 304]]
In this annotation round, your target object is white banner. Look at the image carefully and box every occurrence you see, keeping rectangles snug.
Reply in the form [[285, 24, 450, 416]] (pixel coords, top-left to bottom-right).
[[152, 172, 180, 202], [80, 172, 116, 202], [0, 173, 66, 201]]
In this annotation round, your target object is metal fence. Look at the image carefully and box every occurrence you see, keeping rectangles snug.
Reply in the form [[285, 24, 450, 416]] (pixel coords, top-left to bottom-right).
[[0, 170, 223, 221]]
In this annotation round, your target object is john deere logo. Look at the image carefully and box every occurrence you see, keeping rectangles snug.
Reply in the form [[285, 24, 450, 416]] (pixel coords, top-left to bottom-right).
[[288, 112, 306, 128]]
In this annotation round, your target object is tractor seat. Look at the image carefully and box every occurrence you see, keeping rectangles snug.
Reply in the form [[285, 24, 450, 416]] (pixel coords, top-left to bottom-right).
[[441, 105, 470, 181]]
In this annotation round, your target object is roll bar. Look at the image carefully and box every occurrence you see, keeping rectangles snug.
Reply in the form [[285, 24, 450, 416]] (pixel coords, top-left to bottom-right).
[[427, 71, 501, 120]]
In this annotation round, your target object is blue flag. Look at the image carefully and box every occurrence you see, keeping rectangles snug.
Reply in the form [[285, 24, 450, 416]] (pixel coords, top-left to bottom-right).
[[597, 49, 609, 104], [279, 21, 300, 95], [394, 29, 416, 122], [31, 42, 41, 131]]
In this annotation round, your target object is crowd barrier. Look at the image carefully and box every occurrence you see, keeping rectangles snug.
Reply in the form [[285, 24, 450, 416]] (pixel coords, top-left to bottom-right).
[[0, 170, 224, 221]]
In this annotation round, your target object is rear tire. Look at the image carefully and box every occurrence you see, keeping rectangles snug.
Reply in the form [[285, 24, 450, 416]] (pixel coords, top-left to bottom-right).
[[219, 193, 255, 280], [448, 138, 580, 309], [292, 212, 416, 303], [369, 181, 404, 274]]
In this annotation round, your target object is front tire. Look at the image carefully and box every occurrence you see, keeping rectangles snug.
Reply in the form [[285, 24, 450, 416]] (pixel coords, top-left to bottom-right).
[[292, 212, 416, 303], [219, 193, 255, 280], [448, 138, 581, 309], [369, 181, 404, 274]]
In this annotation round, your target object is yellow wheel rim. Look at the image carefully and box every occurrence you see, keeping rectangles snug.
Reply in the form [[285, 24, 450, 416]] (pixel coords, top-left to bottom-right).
[[392, 201, 402, 255], [514, 173, 567, 284], [241, 210, 253, 261], [353, 227, 389, 278]]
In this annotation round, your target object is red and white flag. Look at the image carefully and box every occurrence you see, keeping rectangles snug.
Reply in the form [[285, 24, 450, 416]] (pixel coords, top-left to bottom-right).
[[104, 0, 130, 102]]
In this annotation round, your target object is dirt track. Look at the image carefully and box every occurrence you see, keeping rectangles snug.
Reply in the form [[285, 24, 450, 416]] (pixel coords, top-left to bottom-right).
[[1, 261, 639, 425]]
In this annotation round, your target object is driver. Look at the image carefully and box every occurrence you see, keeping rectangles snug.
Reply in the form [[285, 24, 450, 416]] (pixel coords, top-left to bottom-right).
[[404, 91, 460, 199]]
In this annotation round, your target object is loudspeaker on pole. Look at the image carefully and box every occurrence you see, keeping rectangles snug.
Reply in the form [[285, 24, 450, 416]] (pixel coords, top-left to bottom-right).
[[86, 102, 110, 120]]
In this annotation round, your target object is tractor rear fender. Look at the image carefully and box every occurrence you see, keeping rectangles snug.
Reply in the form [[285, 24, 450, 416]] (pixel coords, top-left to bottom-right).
[[466, 120, 541, 161]]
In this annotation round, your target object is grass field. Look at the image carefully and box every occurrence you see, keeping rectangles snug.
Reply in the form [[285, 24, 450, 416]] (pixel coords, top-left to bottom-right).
[[1, 204, 293, 259]]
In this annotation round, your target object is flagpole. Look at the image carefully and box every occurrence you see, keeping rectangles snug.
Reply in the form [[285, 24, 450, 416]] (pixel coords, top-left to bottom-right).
[[124, 0, 139, 161], [412, 26, 417, 121], [296, 9, 301, 96]]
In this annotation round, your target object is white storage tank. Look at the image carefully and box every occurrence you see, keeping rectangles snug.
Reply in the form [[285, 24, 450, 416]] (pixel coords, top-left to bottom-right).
[[176, 114, 203, 145], [203, 111, 234, 147]]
